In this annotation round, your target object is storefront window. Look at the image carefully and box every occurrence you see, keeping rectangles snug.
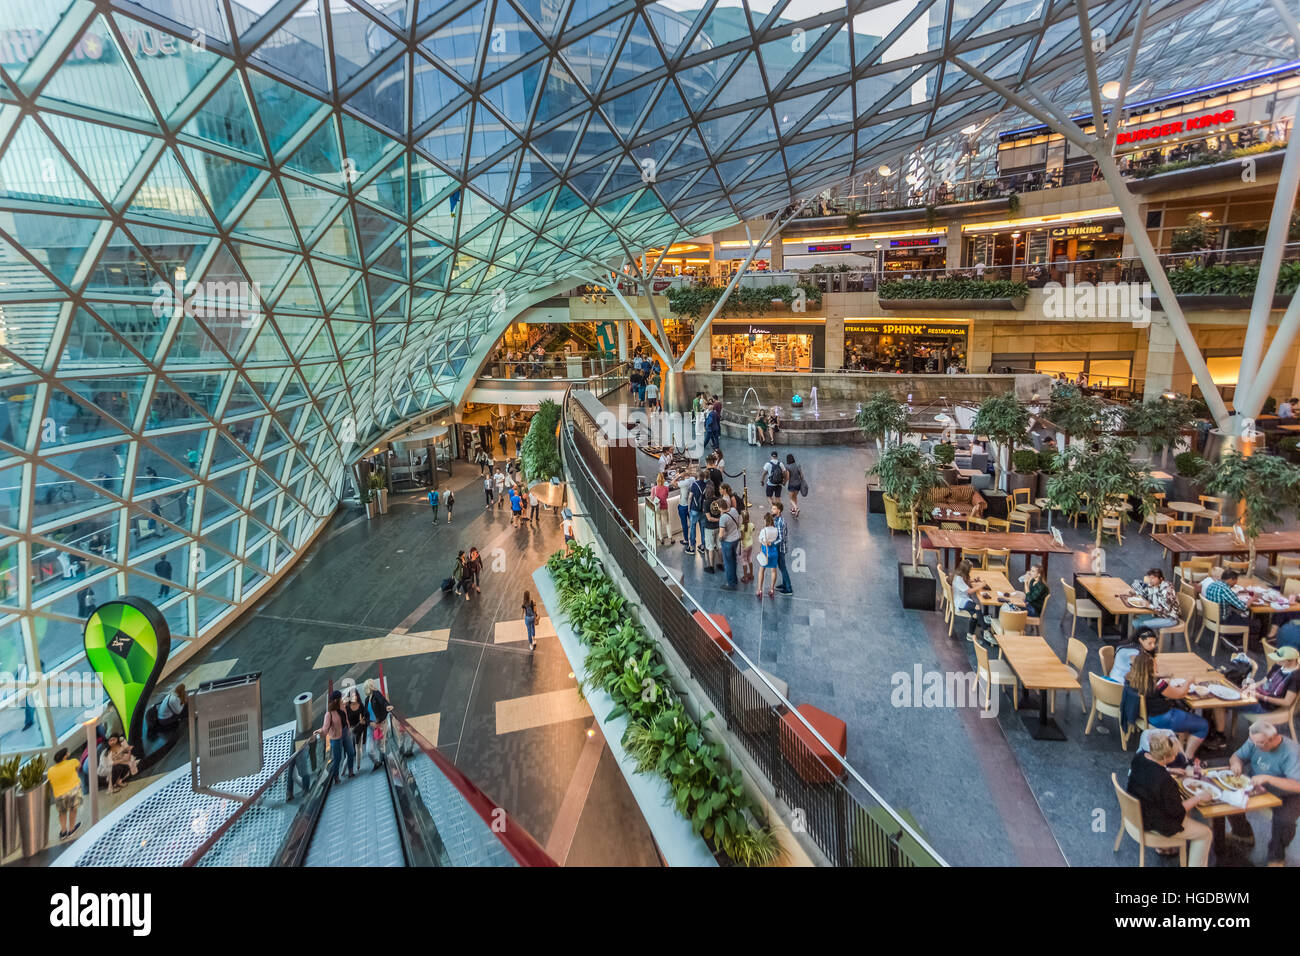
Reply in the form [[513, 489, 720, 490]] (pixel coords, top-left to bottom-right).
[[712, 332, 813, 371], [843, 321, 968, 373]]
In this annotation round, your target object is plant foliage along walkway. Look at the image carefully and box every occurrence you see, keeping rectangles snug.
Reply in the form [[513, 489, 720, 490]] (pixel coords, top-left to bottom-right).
[[878, 277, 1029, 300], [665, 282, 823, 321], [546, 543, 782, 866], [520, 398, 562, 483]]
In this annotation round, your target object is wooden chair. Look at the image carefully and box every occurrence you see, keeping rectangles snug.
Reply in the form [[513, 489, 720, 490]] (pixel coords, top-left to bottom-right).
[[1158, 595, 1195, 653], [1062, 578, 1103, 639], [1010, 487, 1039, 527], [1285, 577, 1300, 598], [1196, 495, 1226, 531], [1265, 555, 1300, 586], [1252, 690, 1300, 741], [918, 525, 942, 569], [961, 547, 987, 568], [1176, 555, 1213, 583], [1007, 509, 1033, 533], [974, 640, 1019, 712], [1086, 674, 1126, 742], [1099, 508, 1124, 544], [1112, 773, 1190, 866], [1053, 637, 1090, 715], [941, 575, 976, 639], [991, 606, 1028, 639], [1197, 599, 1251, 656], [984, 548, 1011, 571], [1099, 644, 1116, 676], [965, 516, 989, 532], [986, 517, 1011, 533], [1026, 593, 1050, 635]]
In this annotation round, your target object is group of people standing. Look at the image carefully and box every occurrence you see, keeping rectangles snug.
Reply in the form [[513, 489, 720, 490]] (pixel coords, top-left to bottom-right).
[[630, 352, 661, 409], [315, 680, 394, 784]]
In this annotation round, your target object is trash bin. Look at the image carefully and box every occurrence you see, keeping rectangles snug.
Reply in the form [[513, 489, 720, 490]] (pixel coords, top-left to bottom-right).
[[293, 692, 313, 736]]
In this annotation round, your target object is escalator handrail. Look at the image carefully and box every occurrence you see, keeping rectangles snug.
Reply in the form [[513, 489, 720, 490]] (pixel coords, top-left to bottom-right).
[[390, 707, 557, 867], [272, 754, 335, 867], [379, 716, 451, 867]]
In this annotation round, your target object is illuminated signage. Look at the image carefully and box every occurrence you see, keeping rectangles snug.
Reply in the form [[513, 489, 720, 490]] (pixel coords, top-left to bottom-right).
[[845, 321, 968, 336], [1116, 108, 1236, 147], [806, 242, 852, 253], [1049, 221, 1122, 238], [889, 237, 942, 248]]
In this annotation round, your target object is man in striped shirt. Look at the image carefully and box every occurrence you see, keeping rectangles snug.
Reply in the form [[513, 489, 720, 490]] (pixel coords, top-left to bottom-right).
[[771, 501, 793, 595]]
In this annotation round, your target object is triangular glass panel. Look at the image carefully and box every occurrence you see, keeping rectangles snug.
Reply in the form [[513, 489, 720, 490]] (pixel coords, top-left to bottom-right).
[[35, 16, 153, 121], [347, 56, 406, 134], [283, 116, 345, 188], [483, 3, 544, 80], [561, 18, 621, 93], [178, 145, 263, 223], [129, 149, 209, 224], [421, 5, 485, 83], [411, 55, 465, 129], [480, 63, 544, 131], [183, 72, 264, 158], [416, 105, 468, 171], [533, 61, 586, 126], [250, 7, 330, 92]]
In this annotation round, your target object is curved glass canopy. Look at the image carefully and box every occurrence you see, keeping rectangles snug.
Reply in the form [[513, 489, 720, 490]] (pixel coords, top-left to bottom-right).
[[0, 0, 1292, 745]]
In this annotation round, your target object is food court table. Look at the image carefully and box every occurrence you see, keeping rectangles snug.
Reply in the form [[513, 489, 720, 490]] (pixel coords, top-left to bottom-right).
[[1166, 501, 1206, 519], [1180, 765, 1283, 859], [1152, 531, 1300, 571], [1076, 574, 1147, 639], [969, 569, 1016, 607], [995, 633, 1080, 741], [1152, 652, 1258, 713], [924, 530, 1073, 576]]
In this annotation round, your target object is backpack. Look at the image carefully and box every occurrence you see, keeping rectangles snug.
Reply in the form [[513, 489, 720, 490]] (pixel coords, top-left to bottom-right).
[[688, 479, 705, 511]]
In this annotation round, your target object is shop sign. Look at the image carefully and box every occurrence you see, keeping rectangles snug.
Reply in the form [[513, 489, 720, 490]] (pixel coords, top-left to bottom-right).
[[806, 242, 852, 253], [1049, 221, 1122, 238], [845, 321, 968, 336], [1115, 108, 1237, 147], [889, 237, 942, 248]]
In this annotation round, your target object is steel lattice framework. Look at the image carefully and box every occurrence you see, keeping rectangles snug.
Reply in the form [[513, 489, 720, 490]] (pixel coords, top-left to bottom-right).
[[0, 0, 1294, 746]]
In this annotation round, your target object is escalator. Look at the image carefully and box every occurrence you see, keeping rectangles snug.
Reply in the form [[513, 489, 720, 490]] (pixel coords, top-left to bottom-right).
[[186, 709, 555, 868]]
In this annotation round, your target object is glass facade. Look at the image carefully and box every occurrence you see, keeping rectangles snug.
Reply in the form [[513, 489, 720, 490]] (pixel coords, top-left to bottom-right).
[[0, 0, 1289, 747]]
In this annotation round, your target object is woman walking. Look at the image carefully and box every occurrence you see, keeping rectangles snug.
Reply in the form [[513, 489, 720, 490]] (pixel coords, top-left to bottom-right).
[[784, 454, 805, 517], [755, 513, 780, 598], [522, 590, 538, 651], [652, 472, 671, 545], [363, 679, 394, 770], [455, 549, 472, 601], [344, 688, 368, 765], [444, 488, 455, 523], [468, 547, 484, 594], [317, 691, 353, 782], [739, 508, 755, 583]]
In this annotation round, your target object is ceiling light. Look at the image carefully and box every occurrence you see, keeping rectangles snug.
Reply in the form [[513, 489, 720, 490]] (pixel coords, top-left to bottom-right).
[[877, 164, 892, 177], [960, 123, 981, 135], [1198, 210, 1212, 219], [1101, 81, 1121, 100]]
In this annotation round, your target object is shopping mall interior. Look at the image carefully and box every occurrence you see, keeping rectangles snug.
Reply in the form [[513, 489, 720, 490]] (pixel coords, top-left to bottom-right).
[[9, 0, 1300, 903]]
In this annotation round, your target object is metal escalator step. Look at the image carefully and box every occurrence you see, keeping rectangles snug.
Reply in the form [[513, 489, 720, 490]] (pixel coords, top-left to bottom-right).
[[303, 769, 404, 867]]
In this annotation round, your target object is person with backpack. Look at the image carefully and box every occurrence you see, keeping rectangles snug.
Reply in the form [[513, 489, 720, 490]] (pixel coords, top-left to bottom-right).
[[702, 490, 721, 574], [686, 468, 707, 556], [784, 453, 807, 517], [763, 451, 786, 504], [719, 497, 742, 590], [444, 488, 455, 523], [427, 488, 439, 523], [363, 679, 393, 770]]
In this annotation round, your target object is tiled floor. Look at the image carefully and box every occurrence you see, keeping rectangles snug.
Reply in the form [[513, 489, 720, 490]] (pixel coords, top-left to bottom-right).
[[39, 466, 661, 868], [611, 386, 1300, 868]]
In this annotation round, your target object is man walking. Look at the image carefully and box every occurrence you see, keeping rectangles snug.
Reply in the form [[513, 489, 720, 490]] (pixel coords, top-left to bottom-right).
[[528, 489, 539, 523], [483, 473, 494, 508], [445, 488, 455, 523], [427, 487, 439, 523], [763, 451, 786, 505], [771, 501, 793, 595], [493, 469, 507, 508], [155, 555, 173, 599]]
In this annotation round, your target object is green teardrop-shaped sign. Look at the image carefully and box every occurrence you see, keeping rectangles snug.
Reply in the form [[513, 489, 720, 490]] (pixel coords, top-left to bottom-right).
[[83, 597, 171, 753]]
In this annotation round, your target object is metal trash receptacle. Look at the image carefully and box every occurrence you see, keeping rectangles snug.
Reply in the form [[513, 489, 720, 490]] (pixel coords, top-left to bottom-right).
[[293, 692, 313, 735]]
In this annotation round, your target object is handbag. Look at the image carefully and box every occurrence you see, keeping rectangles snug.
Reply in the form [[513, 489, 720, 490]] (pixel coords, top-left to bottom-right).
[[755, 549, 769, 567]]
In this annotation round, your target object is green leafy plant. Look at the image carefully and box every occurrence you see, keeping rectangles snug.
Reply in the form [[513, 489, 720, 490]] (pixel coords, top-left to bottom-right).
[[972, 392, 1029, 488], [855, 391, 908, 452], [1166, 260, 1300, 297], [1280, 436, 1300, 456], [665, 282, 822, 321], [1131, 141, 1285, 180], [1170, 213, 1221, 254], [870, 443, 946, 570], [520, 399, 562, 483], [17, 754, 46, 792], [1011, 449, 1040, 474], [878, 278, 1029, 301], [1046, 438, 1164, 547], [1202, 451, 1300, 568], [1047, 383, 1112, 441], [1007, 192, 1020, 215], [546, 543, 782, 866], [1123, 396, 1198, 467], [0, 754, 20, 790], [932, 442, 956, 465], [1174, 451, 1205, 478], [1037, 449, 1058, 474], [367, 470, 386, 491]]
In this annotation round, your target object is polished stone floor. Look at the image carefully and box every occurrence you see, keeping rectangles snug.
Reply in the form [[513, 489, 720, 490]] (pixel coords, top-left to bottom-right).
[[35, 465, 661, 868], [616, 388, 1300, 868]]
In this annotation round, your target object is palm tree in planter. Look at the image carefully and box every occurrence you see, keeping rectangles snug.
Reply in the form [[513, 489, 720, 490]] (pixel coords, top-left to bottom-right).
[[855, 390, 908, 455], [870, 443, 946, 610], [1201, 451, 1300, 571], [1046, 438, 1164, 550], [971, 393, 1028, 519], [1123, 395, 1198, 470]]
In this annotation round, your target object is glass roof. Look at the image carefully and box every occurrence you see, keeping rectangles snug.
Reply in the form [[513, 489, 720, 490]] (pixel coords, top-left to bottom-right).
[[0, 0, 1292, 743]]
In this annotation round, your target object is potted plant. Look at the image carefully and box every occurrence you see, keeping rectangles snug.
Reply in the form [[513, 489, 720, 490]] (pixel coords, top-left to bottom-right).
[[361, 486, 375, 520], [1007, 448, 1040, 498], [855, 391, 908, 455], [870, 443, 945, 611], [0, 754, 19, 857], [368, 470, 388, 515], [932, 442, 956, 466], [1046, 438, 1163, 549], [15, 754, 48, 859], [1172, 451, 1205, 504], [1123, 395, 1198, 470], [1046, 383, 1110, 446], [1201, 451, 1300, 570], [1036, 448, 1057, 500], [971, 393, 1028, 516]]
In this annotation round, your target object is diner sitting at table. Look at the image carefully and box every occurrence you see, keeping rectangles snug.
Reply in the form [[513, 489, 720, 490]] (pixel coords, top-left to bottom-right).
[[1125, 653, 1225, 760], [1135, 727, 1190, 774], [1017, 564, 1050, 617], [1227, 722, 1300, 865], [1109, 628, 1160, 685], [1126, 732, 1213, 866], [1241, 645, 1300, 717], [951, 559, 990, 643], [1203, 569, 1253, 630], [1130, 568, 1179, 632]]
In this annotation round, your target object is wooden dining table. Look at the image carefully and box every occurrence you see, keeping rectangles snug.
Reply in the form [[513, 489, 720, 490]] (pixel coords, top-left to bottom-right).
[[1152, 652, 1258, 712], [924, 530, 1073, 576], [1178, 762, 1284, 859], [1075, 574, 1148, 639], [1154, 531, 1300, 571], [969, 569, 1017, 607], [995, 633, 1080, 741]]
